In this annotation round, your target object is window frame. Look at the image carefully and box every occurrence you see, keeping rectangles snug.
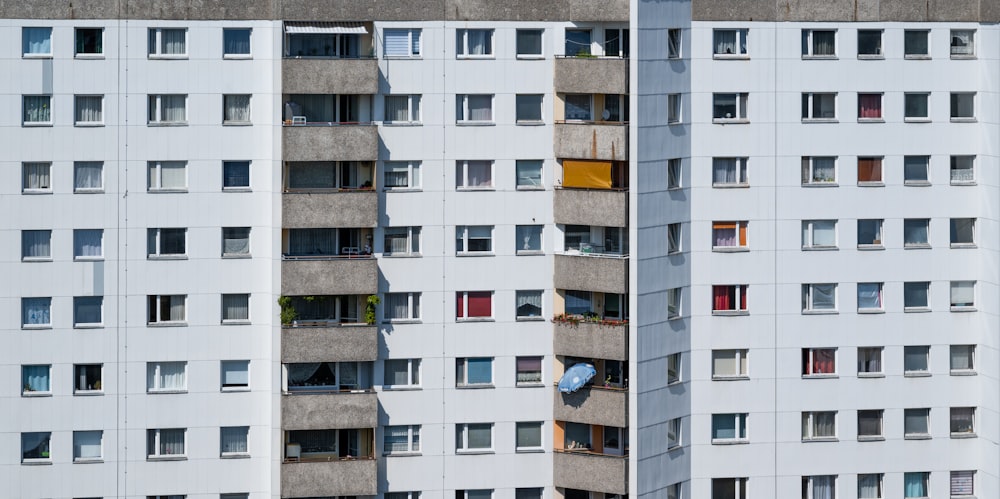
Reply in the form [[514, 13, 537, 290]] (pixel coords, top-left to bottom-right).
[[950, 92, 976, 122], [516, 160, 544, 190], [73, 430, 104, 462], [515, 94, 544, 124], [950, 29, 975, 58], [456, 28, 495, 58], [222, 227, 251, 257], [222, 28, 252, 58], [857, 346, 884, 377], [667, 158, 682, 189], [74, 161, 105, 193], [456, 291, 494, 321], [801, 92, 837, 121], [950, 280, 976, 311], [21, 297, 52, 328], [21, 364, 52, 396], [903, 472, 930, 498], [384, 28, 422, 58], [667, 353, 682, 385], [857, 94, 883, 122], [713, 28, 749, 58], [147, 228, 187, 258], [667, 223, 682, 254], [712, 478, 748, 499], [802, 283, 838, 313], [950, 344, 976, 375], [950, 407, 976, 437], [147, 94, 188, 125], [903, 218, 930, 248], [667, 28, 681, 58], [857, 282, 883, 312], [515, 290, 544, 320], [903, 345, 931, 376], [514, 421, 543, 452], [951, 470, 975, 498], [384, 425, 421, 455], [801, 411, 838, 441], [903, 408, 931, 439], [383, 358, 422, 389], [221, 293, 250, 323], [22, 95, 53, 126], [801, 348, 837, 377], [801, 156, 837, 185], [667, 288, 681, 319], [856, 156, 883, 184], [949, 218, 976, 247], [802, 476, 838, 499], [903, 282, 931, 311], [146, 428, 187, 459], [857, 410, 884, 441], [147, 294, 187, 325], [456, 225, 494, 255], [220, 426, 250, 457], [146, 361, 188, 392], [456, 160, 494, 190], [667, 93, 681, 124], [384, 94, 422, 124], [801, 29, 837, 58], [222, 160, 251, 191], [667, 418, 682, 450], [74, 363, 104, 394], [21, 431, 52, 463], [904, 93, 930, 122], [383, 292, 421, 322], [148, 27, 188, 58], [857, 29, 883, 58], [904, 30, 930, 58], [515, 356, 543, 386], [456, 357, 494, 387], [712, 285, 748, 315], [950, 155, 976, 185], [710, 413, 748, 443], [22, 27, 53, 58], [147, 160, 188, 191], [801, 220, 837, 249], [384, 226, 422, 257], [712, 92, 749, 123], [515, 225, 543, 255], [73, 296, 104, 327], [222, 94, 252, 125], [903, 156, 930, 185], [22, 229, 52, 260], [712, 349, 749, 380], [220, 360, 250, 391], [455, 423, 494, 453], [74, 94, 104, 126], [384, 161, 421, 191], [22, 162, 52, 193], [515, 29, 543, 59], [712, 157, 748, 187]]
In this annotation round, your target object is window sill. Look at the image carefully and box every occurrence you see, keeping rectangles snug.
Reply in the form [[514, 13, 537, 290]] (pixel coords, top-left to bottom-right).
[[516, 250, 544, 256], [22, 257, 53, 262], [74, 324, 104, 329], [23, 54, 53, 59], [858, 181, 884, 187], [904, 372, 931, 378], [667, 120, 682, 126], [857, 436, 885, 442], [857, 308, 884, 314], [456, 55, 496, 60], [221, 320, 251, 325], [802, 310, 838, 315], [147, 122, 189, 127], [21, 190, 52, 195], [951, 433, 977, 439], [455, 384, 495, 390], [221, 453, 251, 459], [950, 55, 976, 60], [904, 244, 931, 250], [951, 181, 977, 186], [903, 435, 931, 440], [22, 325, 52, 330], [147, 389, 188, 394], [802, 374, 838, 379], [21, 460, 52, 465], [516, 54, 544, 60], [950, 118, 977, 123], [73, 187, 105, 193], [456, 121, 496, 126], [857, 373, 885, 378], [712, 183, 750, 188], [712, 375, 749, 381], [455, 449, 495, 455], [146, 322, 188, 327], [801, 182, 838, 187], [857, 244, 884, 250], [904, 307, 931, 313], [950, 306, 977, 312], [516, 186, 545, 191], [74, 390, 104, 396], [712, 118, 749, 124], [456, 187, 496, 192], [516, 316, 546, 322], [904, 118, 931, 123], [456, 252, 495, 257], [223, 54, 252, 60], [381, 386, 422, 391], [516, 120, 546, 126], [905, 55, 931, 60], [22, 392, 52, 397], [222, 187, 252, 192], [221, 386, 251, 392], [713, 54, 750, 60], [516, 382, 545, 388], [667, 380, 682, 387], [712, 247, 750, 253], [801, 118, 838, 124], [148, 54, 188, 60], [802, 246, 837, 251], [382, 121, 422, 127], [904, 180, 931, 186], [383, 253, 422, 258], [148, 255, 188, 260], [857, 54, 884, 60], [383, 319, 421, 324], [384, 451, 422, 457], [147, 455, 188, 461], [384, 187, 422, 193], [802, 437, 838, 443], [667, 444, 683, 452], [457, 318, 495, 323], [383, 55, 423, 60], [711, 439, 748, 445], [712, 310, 749, 316], [222, 253, 252, 259], [950, 243, 976, 249], [74, 458, 104, 463], [515, 448, 545, 454], [857, 118, 884, 123], [950, 370, 977, 376], [23, 122, 54, 127], [147, 188, 189, 193], [75, 122, 105, 127], [222, 121, 252, 126]]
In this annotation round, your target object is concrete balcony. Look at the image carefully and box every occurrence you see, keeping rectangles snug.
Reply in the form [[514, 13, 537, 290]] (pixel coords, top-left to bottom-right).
[[281, 458, 377, 497], [282, 58, 379, 95], [282, 125, 378, 162], [282, 191, 378, 228], [281, 258, 378, 296], [554, 58, 627, 95], [554, 254, 627, 295], [553, 451, 628, 495], [553, 320, 627, 361], [282, 325, 378, 363], [553, 386, 627, 428], [554, 123, 627, 162], [282, 392, 378, 430], [554, 189, 627, 228]]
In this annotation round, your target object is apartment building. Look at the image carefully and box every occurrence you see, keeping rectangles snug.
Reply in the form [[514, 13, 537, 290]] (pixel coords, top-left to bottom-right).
[[0, 0, 997, 498]]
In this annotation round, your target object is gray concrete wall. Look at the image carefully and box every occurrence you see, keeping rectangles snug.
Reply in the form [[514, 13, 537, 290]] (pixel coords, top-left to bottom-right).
[[281, 459, 377, 497], [554, 254, 627, 295], [281, 325, 378, 362], [691, 0, 992, 22], [282, 125, 378, 162], [554, 386, 627, 427], [554, 189, 627, 228], [553, 321, 628, 361], [282, 59, 379, 95], [282, 192, 378, 228], [554, 58, 628, 95], [553, 451, 628, 495], [0, 0, 274, 20], [554, 124, 627, 162], [281, 392, 378, 429], [281, 258, 378, 295]]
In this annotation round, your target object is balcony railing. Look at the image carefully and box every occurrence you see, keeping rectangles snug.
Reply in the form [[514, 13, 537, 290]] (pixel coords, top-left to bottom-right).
[[282, 58, 379, 95], [553, 318, 628, 361], [282, 125, 378, 162], [554, 189, 627, 228], [282, 191, 378, 228], [282, 391, 378, 429], [282, 325, 378, 363], [553, 450, 628, 495], [555, 57, 628, 94], [281, 458, 377, 497], [554, 253, 627, 295], [281, 258, 378, 295], [554, 385, 628, 428]]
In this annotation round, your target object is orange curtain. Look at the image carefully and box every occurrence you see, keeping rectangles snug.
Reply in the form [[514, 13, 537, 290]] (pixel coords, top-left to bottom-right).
[[563, 160, 612, 189]]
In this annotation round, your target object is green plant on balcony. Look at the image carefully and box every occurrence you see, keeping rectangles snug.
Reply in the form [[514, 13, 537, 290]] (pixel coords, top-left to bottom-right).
[[365, 294, 381, 325], [278, 296, 298, 325], [553, 313, 628, 328]]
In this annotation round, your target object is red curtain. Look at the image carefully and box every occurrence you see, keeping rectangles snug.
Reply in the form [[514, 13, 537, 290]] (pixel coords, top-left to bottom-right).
[[859, 94, 881, 118], [811, 349, 835, 374], [713, 286, 731, 311], [468, 292, 491, 317]]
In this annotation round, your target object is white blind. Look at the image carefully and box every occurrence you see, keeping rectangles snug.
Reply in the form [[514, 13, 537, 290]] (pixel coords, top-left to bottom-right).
[[384, 29, 410, 56], [951, 470, 974, 495], [222, 361, 249, 386], [75, 431, 102, 459]]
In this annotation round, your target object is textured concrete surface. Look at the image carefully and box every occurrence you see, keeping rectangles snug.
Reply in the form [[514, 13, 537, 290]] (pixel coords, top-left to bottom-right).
[[0, 0, 274, 20], [281, 258, 378, 295], [282, 125, 378, 162], [554, 254, 627, 295], [554, 58, 627, 95], [553, 189, 627, 228], [282, 191, 378, 228], [281, 325, 378, 362], [554, 385, 627, 428], [568, 0, 628, 21], [281, 0, 444, 21], [282, 392, 378, 429], [554, 124, 627, 163], [553, 320, 628, 361], [692, 0, 998, 21], [282, 59, 379, 95], [281, 459, 377, 497], [553, 451, 628, 495]]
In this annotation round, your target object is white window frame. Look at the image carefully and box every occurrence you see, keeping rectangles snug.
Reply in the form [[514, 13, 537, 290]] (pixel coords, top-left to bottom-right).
[[950, 280, 976, 310], [903, 218, 930, 248], [950, 218, 976, 247], [456, 29, 494, 58], [147, 161, 187, 191], [904, 30, 930, 58], [74, 363, 103, 393], [384, 28, 421, 58], [857, 29, 883, 58], [802, 29, 837, 58], [147, 94, 187, 125], [222, 28, 252, 59], [73, 296, 104, 327], [148, 28, 188, 58], [514, 422, 543, 452], [456, 357, 493, 387], [903, 408, 931, 438], [801, 220, 837, 249], [904, 346, 930, 375], [383, 358, 421, 389], [950, 345, 975, 374], [857, 282, 883, 312], [857, 93, 884, 121], [222, 227, 251, 257], [667, 158, 682, 189], [667, 28, 681, 58], [712, 157, 749, 187], [516, 160, 544, 190], [74, 94, 104, 126], [712, 285, 748, 314], [667, 93, 681, 124], [21, 431, 52, 463], [801, 156, 837, 184], [801, 411, 837, 441], [903, 282, 930, 311], [221, 293, 250, 323], [667, 288, 681, 319], [456, 291, 494, 321], [903, 156, 930, 185], [74, 161, 104, 193], [712, 220, 749, 251], [802, 476, 837, 499], [73, 430, 104, 462], [384, 94, 422, 124], [22, 27, 52, 58], [22, 162, 52, 193], [857, 410, 884, 441], [146, 361, 187, 392], [712, 93, 748, 122], [222, 160, 251, 191], [384, 161, 421, 191], [223, 94, 252, 124], [950, 155, 975, 185], [515, 290, 544, 320], [22, 229, 52, 260], [456, 160, 494, 190], [904, 93, 930, 122], [951, 470, 975, 497], [515, 94, 544, 124], [950, 29, 975, 58], [950, 407, 976, 437], [21, 364, 52, 395], [802, 283, 838, 313], [515, 356, 543, 385], [667, 223, 681, 254], [801, 93, 838, 121], [802, 348, 837, 377], [383, 292, 421, 322], [711, 413, 748, 443], [950, 92, 976, 122], [667, 418, 682, 449], [712, 349, 749, 379], [713, 28, 748, 58], [147, 294, 187, 325], [456, 225, 494, 255], [22, 297, 52, 328], [712, 478, 748, 499], [857, 347, 884, 377], [456, 423, 494, 452], [146, 428, 187, 459], [221, 360, 250, 391], [667, 353, 681, 385], [220, 426, 250, 457], [147, 228, 187, 258], [384, 425, 421, 455], [22, 95, 52, 126], [515, 29, 543, 59], [384, 226, 422, 257]]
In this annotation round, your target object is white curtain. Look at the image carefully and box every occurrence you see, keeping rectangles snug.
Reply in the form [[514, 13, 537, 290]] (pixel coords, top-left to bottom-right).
[[951, 346, 972, 370], [75, 96, 102, 123], [75, 230, 103, 257], [23, 162, 50, 189], [75, 431, 102, 459], [811, 476, 835, 499], [715, 30, 736, 54], [221, 427, 248, 454], [385, 293, 410, 319], [168, 296, 185, 321], [23, 96, 51, 123], [384, 162, 411, 187], [159, 362, 186, 390], [23, 365, 50, 391], [222, 362, 249, 386], [384, 426, 410, 452], [160, 429, 185, 455], [223, 294, 249, 320], [903, 220, 928, 245], [466, 161, 492, 187], [385, 229, 409, 254], [385, 95, 410, 122], [516, 291, 542, 317], [813, 31, 835, 55], [467, 30, 490, 55], [159, 161, 186, 189], [224, 29, 250, 55], [467, 95, 492, 121], [857, 283, 881, 309], [162, 29, 186, 54], [713, 159, 736, 183], [23, 28, 51, 54], [714, 226, 736, 246], [811, 284, 836, 309], [225, 95, 251, 122], [23, 298, 50, 325], [75, 162, 103, 190], [22, 230, 51, 258], [289, 229, 336, 255], [161, 95, 186, 122], [223, 228, 250, 254], [951, 281, 974, 306], [858, 348, 881, 373]]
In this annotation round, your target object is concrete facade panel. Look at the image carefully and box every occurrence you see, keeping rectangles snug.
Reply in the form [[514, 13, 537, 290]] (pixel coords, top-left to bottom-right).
[[567, 0, 629, 22], [280, 0, 445, 21], [281, 258, 378, 295], [282, 125, 379, 162], [778, 0, 858, 21], [554, 254, 627, 295], [281, 325, 379, 362], [554, 58, 628, 95], [553, 321, 628, 361], [691, 0, 778, 21], [553, 451, 628, 495], [0, 0, 275, 20], [281, 459, 377, 497], [281, 392, 378, 429], [553, 189, 627, 227], [282, 192, 378, 228], [282, 59, 379, 95], [690, 0, 1000, 21], [554, 386, 627, 428], [554, 124, 628, 162]]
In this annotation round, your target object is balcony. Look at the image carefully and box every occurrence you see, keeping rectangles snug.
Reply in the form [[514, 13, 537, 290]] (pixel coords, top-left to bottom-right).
[[554, 189, 627, 227], [283, 58, 378, 95], [282, 124, 378, 162], [282, 325, 378, 362], [554, 451, 628, 495], [282, 391, 378, 429], [281, 257, 378, 295], [553, 319, 627, 361], [554, 254, 627, 295], [554, 123, 626, 162], [554, 385, 627, 428], [281, 458, 377, 497], [282, 191, 378, 228], [555, 58, 627, 95]]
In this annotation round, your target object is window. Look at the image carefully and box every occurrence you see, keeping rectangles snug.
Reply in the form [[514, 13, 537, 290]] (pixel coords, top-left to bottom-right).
[[148, 28, 187, 57], [711, 413, 747, 442], [457, 291, 492, 320], [147, 361, 187, 391], [857, 29, 882, 57], [456, 225, 493, 254], [74, 364, 102, 392], [904, 346, 932, 376], [22, 365, 51, 394], [513, 94, 544, 123], [950, 281, 975, 309], [385, 28, 421, 57], [384, 425, 421, 454], [516, 160, 543, 189], [904, 282, 930, 310], [667, 418, 682, 449], [564, 28, 592, 56], [713, 157, 748, 186], [516, 356, 542, 385], [712, 349, 748, 379], [713, 285, 748, 314], [385, 227, 421, 256], [23, 27, 52, 56], [951, 471, 975, 497], [905, 30, 929, 57], [75, 95, 103, 125], [950, 407, 975, 437], [147, 428, 186, 458], [667, 223, 681, 253], [713, 93, 748, 121], [950, 29, 975, 57], [904, 472, 929, 498], [904, 93, 930, 121], [516, 225, 543, 254], [516, 29, 543, 57], [802, 29, 836, 57], [221, 426, 249, 456], [857, 347, 883, 376], [857, 283, 883, 311], [222, 294, 250, 323], [456, 423, 493, 451], [564, 94, 592, 121], [456, 358, 493, 386], [148, 228, 186, 257], [384, 292, 421, 321], [667, 353, 681, 384], [950, 218, 975, 246], [220, 160, 251, 190], [667, 288, 681, 319], [148, 295, 186, 324], [856, 220, 885, 249], [22, 230, 51, 260], [223, 28, 251, 57], [712, 478, 748, 499], [284, 361, 371, 391], [516, 291, 543, 319], [802, 348, 836, 376], [951, 92, 975, 120], [23, 96, 52, 125], [515, 422, 542, 451], [148, 161, 187, 190], [148, 94, 187, 124], [903, 219, 930, 247], [457, 29, 493, 57], [384, 161, 421, 190], [223, 94, 251, 124], [667, 93, 681, 123], [801, 412, 837, 440], [857, 158, 883, 185], [222, 227, 250, 257], [950, 155, 975, 184], [516, 489, 541, 499], [459, 491, 493, 499], [803, 284, 837, 312], [74, 161, 104, 192], [857, 410, 884, 440], [221, 361, 250, 390], [22, 297, 51, 327], [801, 220, 836, 249], [668, 158, 682, 189], [802, 476, 836, 499], [801, 93, 836, 120], [951, 345, 975, 373], [456, 160, 493, 189], [714, 29, 748, 56], [74, 297, 103, 326], [74, 430, 103, 461], [857, 94, 882, 120], [801, 157, 836, 184], [21, 432, 51, 462], [385, 95, 421, 123], [904, 156, 930, 184], [22, 162, 51, 193], [667, 28, 681, 58], [384, 359, 421, 388]]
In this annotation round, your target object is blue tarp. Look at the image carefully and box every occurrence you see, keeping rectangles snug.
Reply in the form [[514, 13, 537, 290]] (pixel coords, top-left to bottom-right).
[[557, 363, 597, 393]]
